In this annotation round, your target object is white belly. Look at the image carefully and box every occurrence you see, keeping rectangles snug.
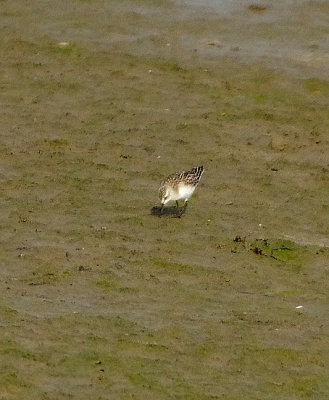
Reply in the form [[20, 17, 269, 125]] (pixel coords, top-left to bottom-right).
[[176, 183, 196, 201]]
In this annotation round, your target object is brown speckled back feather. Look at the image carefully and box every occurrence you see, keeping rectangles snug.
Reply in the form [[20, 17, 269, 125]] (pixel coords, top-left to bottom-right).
[[162, 166, 204, 187]]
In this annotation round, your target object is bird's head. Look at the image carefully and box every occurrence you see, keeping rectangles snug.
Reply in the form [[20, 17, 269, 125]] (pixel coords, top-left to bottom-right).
[[159, 185, 170, 205]]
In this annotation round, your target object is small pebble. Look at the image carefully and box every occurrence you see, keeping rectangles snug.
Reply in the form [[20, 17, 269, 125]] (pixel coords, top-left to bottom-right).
[[78, 265, 91, 272], [270, 136, 286, 151]]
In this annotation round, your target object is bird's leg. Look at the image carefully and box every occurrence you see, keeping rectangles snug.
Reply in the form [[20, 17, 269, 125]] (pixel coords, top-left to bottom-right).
[[175, 200, 181, 217], [178, 201, 188, 217], [159, 204, 164, 215]]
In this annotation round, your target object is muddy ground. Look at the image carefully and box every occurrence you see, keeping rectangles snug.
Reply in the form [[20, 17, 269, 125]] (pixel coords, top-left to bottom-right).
[[1, 0, 329, 399]]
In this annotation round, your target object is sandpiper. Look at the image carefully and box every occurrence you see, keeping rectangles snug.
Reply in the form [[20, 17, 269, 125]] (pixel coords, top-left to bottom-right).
[[158, 166, 204, 214]]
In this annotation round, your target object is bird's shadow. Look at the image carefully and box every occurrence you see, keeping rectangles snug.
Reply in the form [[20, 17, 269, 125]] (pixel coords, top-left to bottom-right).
[[151, 205, 186, 218]]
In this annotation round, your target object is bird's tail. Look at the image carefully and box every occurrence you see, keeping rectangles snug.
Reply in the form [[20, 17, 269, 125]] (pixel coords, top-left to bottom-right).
[[195, 165, 204, 180]]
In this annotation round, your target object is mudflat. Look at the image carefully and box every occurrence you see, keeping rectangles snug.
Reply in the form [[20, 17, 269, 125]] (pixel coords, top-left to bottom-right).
[[1, 1, 328, 399]]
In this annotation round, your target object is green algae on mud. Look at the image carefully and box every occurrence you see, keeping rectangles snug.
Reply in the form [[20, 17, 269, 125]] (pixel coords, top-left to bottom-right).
[[250, 238, 305, 269]]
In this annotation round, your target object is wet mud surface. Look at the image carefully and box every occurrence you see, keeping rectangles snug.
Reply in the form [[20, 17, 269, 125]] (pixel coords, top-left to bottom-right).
[[0, 0, 329, 399]]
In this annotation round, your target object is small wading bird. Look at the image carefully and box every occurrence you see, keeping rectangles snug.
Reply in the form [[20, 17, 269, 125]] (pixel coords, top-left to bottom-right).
[[158, 166, 204, 215]]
